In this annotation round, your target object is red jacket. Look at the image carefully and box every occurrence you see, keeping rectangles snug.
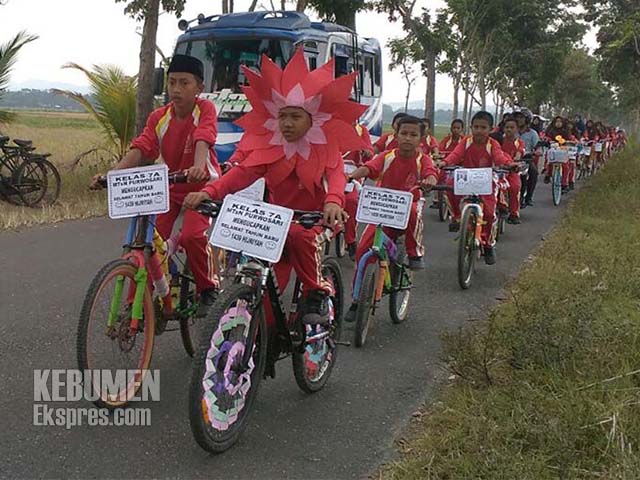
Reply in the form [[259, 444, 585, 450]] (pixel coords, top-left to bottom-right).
[[131, 98, 220, 193], [373, 132, 397, 152], [501, 137, 524, 162], [203, 152, 346, 211], [439, 135, 462, 153], [420, 134, 439, 155], [443, 136, 508, 168], [365, 149, 438, 193]]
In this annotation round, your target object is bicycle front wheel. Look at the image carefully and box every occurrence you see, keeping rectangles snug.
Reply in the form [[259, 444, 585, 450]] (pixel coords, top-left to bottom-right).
[[552, 165, 562, 206], [189, 283, 267, 453], [77, 259, 155, 409], [458, 207, 478, 290], [354, 261, 378, 347]]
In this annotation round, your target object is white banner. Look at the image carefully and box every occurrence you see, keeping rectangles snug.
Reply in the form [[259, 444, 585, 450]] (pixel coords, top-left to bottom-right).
[[209, 195, 293, 263], [453, 167, 493, 196], [595, 142, 604, 153], [356, 185, 413, 230], [107, 164, 169, 219]]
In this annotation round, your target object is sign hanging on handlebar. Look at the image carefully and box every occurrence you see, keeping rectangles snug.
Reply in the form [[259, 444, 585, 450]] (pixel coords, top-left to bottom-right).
[[209, 195, 294, 263], [453, 167, 493, 196], [107, 164, 170, 219], [356, 185, 413, 230]]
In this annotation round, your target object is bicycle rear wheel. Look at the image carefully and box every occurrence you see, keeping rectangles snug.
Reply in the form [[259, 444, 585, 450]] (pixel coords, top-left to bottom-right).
[[178, 264, 198, 357], [189, 283, 267, 453], [389, 240, 411, 324], [77, 259, 155, 408], [457, 208, 477, 290], [13, 158, 48, 206], [34, 157, 61, 205], [354, 261, 378, 347], [293, 256, 344, 393], [437, 191, 447, 222]]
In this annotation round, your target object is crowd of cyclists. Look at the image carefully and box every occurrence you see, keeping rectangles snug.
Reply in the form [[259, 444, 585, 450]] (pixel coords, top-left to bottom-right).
[[86, 51, 629, 452]]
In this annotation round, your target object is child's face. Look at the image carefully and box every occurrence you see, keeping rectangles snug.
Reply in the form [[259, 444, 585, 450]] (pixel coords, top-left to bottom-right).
[[451, 122, 463, 137], [168, 72, 203, 110], [397, 123, 422, 152], [471, 119, 492, 142], [278, 107, 312, 142], [554, 118, 563, 128], [504, 121, 518, 137]]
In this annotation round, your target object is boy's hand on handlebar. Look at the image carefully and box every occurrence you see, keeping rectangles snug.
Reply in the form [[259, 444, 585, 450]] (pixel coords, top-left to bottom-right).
[[421, 176, 438, 192], [184, 191, 211, 210], [323, 202, 347, 228], [185, 166, 209, 183]]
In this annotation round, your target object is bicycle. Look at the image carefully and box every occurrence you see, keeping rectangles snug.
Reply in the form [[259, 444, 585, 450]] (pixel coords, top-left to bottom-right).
[[189, 201, 345, 453], [77, 172, 217, 408], [546, 143, 570, 206], [0, 135, 61, 206], [436, 166, 509, 290], [349, 187, 421, 348], [576, 140, 593, 180]]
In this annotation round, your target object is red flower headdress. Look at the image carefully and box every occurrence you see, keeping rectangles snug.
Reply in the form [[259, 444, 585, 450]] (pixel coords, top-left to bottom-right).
[[235, 48, 368, 193]]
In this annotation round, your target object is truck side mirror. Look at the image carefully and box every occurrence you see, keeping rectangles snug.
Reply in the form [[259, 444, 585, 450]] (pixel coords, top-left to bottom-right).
[[153, 67, 165, 96]]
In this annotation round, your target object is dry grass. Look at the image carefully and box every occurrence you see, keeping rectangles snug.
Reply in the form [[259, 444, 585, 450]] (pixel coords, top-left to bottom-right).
[[381, 145, 640, 479], [1, 111, 112, 230]]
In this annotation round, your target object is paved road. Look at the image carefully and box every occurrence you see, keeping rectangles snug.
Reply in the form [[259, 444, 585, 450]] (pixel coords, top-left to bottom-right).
[[1, 182, 568, 479]]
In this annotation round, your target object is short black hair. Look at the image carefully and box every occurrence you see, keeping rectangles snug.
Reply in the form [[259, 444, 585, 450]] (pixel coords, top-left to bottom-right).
[[503, 115, 518, 126], [471, 110, 494, 127], [451, 118, 464, 128], [421, 117, 431, 127], [396, 115, 426, 136], [392, 112, 410, 125]]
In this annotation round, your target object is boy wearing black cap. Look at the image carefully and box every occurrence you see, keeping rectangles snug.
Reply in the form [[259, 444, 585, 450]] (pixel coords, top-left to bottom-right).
[[92, 54, 221, 317]]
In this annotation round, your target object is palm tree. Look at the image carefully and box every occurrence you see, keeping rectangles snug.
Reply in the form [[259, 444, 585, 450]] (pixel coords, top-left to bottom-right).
[[0, 31, 38, 124], [54, 64, 137, 161]]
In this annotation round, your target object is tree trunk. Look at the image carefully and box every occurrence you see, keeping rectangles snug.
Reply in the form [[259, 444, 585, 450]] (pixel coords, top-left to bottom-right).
[[295, 0, 306, 11], [280, 0, 286, 10], [405, 83, 411, 113], [424, 50, 436, 124], [135, 0, 160, 135], [249, 0, 259, 11], [230, 0, 234, 13], [452, 77, 460, 120], [493, 90, 499, 121], [335, 11, 357, 30], [462, 87, 469, 133], [222, 0, 229, 14]]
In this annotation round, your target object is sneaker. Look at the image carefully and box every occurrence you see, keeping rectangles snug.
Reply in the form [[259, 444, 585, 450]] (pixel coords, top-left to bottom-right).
[[301, 290, 330, 325], [449, 221, 460, 233], [543, 175, 551, 184], [569, 182, 575, 190], [347, 243, 357, 261], [520, 201, 527, 210], [408, 256, 425, 270], [525, 199, 534, 207], [507, 215, 521, 225], [196, 288, 218, 318], [345, 303, 358, 323], [561, 186, 570, 194], [484, 246, 497, 265]]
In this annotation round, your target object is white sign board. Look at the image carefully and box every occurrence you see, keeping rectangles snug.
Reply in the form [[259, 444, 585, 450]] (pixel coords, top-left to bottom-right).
[[235, 178, 266, 201], [595, 142, 604, 153], [209, 195, 293, 263], [547, 149, 569, 164], [356, 185, 413, 230], [568, 146, 578, 159], [107, 164, 169, 219], [453, 168, 493, 196], [582, 146, 591, 156]]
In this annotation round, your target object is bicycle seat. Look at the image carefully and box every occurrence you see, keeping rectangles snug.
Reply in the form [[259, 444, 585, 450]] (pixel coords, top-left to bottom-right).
[[0, 136, 9, 144], [13, 139, 33, 148]]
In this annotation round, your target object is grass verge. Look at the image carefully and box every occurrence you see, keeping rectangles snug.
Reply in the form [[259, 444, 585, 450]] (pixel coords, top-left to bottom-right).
[[381, 145, 640, 479]]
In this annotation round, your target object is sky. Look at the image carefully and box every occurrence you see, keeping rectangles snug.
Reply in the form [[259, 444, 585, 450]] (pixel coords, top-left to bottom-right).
[[0, 0, 597, 106]]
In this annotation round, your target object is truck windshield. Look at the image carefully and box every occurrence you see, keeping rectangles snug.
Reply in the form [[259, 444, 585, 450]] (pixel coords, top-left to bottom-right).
[[175, 37, 294, 94]]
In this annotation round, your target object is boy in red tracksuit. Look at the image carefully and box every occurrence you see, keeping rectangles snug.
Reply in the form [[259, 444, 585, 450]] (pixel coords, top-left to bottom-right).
[[439, 119, 465, 153], [343, 123, 374, 259], [344, 115, 438, 322], [500, 116, 524, 224], [91, 54, 221, 317], [184, 49, 367, 326], [373, 112, 409, 153], [442, 111, 509, 265], [420, 118, 440, 156]]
